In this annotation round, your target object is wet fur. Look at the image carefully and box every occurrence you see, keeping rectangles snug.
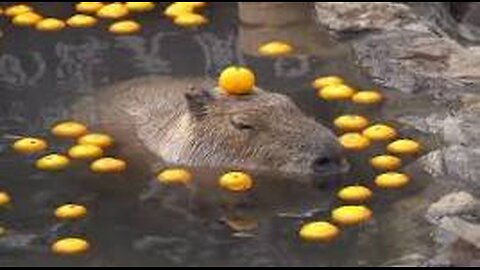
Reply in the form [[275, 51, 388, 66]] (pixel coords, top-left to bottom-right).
[[72, 76, 343, 178]]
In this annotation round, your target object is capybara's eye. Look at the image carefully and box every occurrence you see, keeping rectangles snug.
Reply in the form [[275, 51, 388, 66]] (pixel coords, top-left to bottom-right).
[[230, 115, 254, 131]]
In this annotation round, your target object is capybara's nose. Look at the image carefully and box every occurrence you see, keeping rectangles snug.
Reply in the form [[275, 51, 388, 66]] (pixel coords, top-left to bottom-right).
[[311, 155, 348, 175]]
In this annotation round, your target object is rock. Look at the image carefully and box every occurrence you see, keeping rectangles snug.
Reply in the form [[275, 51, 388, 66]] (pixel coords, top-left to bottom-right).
[[427, 219, 480, 266], [410, 150, 444, 180], [444, 104, 480, 145], [437, 217, 480, 249], [442, 147, 480, 193], [406, 3, 467, 42], [412, 146, 480, 194], [449, 46, 480, 80], [432, 239, 480, 267], [314, 4, 480, 265], [423, 192, 480, 266], [353, 31, 466, 96], [396, 98, 480, 193], [426, 191, 480, 223], [314, 2, 415, 33], [444, 2, 480, 42], [315, 2, 480, 196], [315, 2, 480, 97]]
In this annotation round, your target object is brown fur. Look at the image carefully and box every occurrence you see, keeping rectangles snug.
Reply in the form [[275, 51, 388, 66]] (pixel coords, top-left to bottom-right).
[[74, 76, 346, 178]]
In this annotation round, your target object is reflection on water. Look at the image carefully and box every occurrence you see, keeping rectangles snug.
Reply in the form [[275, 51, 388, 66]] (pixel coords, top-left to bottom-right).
[[0, 3, 434, 266]]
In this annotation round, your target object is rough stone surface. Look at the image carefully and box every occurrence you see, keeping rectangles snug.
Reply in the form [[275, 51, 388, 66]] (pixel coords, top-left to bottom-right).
[[315, 2, 480, 97], [315, 2, 480, 266], [315, 2, 480, 193], [314, 2, 415, 32], [425, 192, 480, 265], [437, 217, 480, 249], [426, 191, 480, 224]]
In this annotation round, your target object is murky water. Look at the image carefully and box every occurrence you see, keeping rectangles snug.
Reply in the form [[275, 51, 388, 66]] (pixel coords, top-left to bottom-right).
[[0, 3, 435, 266]]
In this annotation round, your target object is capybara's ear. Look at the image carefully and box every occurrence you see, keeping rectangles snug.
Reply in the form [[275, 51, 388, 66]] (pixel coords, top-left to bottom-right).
[[184, 87, 215, 119]]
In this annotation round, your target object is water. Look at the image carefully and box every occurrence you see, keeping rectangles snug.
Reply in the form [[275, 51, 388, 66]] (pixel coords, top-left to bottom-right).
[[0, 3, 436, 266]]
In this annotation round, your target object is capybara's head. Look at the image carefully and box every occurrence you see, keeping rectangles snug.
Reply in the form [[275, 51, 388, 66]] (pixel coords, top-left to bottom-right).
[[165, 86, 347, 178]]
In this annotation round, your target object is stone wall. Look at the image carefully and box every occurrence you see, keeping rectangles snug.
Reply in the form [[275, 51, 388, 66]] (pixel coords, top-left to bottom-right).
[[315, 2, 480, 266]]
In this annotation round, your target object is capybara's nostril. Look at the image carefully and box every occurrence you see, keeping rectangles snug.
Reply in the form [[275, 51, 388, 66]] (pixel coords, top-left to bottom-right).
[[313, 157, 332, 168], [311, 155, 346, 175]]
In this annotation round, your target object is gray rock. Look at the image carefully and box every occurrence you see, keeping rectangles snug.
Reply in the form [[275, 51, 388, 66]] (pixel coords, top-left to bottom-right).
[[442, 2, 480, 42], [396, 97, 480, 193], [427, 220, 480, 266], [442, 147, 480, 193], [315, 2, 480, 97], [345, 26, 470, 97], [413, 146, 480, 193], [426, 191, 480, 223], [314, 2, 415, 33], [444, 104, 480, 145], [437, 217, 480, 249], [411, 149, 445, 179], [315, 2, 480, 195], [314, 2, 480, 266], [396, 110, 451, 135], [424, 192, 480, 265]]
